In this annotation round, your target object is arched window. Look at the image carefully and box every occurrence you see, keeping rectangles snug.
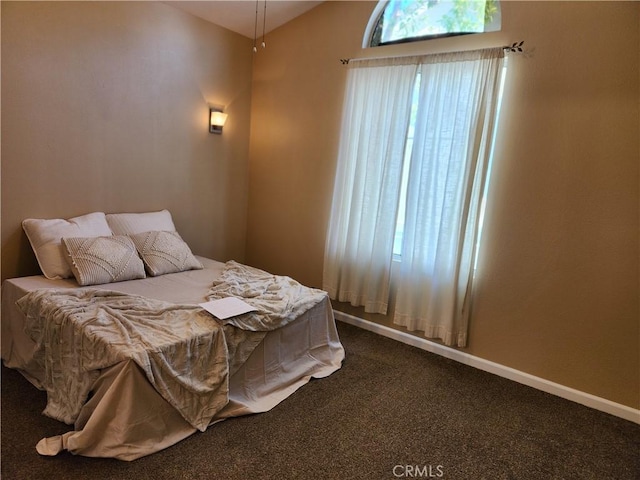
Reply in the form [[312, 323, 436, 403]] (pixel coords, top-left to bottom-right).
[[365, 0, 501, 48]]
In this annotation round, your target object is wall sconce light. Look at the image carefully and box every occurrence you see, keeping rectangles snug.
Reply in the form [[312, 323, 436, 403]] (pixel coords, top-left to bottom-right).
[[210, 108, 228, 134]]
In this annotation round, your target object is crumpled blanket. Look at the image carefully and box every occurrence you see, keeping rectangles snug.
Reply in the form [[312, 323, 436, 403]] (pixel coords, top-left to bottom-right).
[[16, 262, 325, 435], [208, 261, 328, 331], [17, 289, 231, 431]]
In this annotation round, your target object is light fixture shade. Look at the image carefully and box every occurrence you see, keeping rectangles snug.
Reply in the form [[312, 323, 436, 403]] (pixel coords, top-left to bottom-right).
[[210, 109, 228, 134]]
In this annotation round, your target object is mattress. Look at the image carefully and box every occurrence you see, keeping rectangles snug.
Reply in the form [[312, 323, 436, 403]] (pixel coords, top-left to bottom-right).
[[1, 257, 345, 460]]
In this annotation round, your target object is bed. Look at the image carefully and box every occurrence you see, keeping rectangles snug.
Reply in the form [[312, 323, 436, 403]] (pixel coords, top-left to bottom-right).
[[1, 210, 345, 461]]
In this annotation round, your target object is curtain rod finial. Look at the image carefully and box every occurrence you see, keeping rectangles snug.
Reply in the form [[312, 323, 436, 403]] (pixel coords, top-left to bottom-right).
[[504, 41, 524, 53]]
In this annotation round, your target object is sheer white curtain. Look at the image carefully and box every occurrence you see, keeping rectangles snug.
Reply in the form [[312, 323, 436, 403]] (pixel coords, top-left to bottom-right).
[[323, 59, 417, 314], [393, 48, 505, 347], [324, 49, 504, 345]]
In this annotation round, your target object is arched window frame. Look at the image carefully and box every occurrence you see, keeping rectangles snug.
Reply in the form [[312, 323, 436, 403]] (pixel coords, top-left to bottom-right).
[[363, 0, 501, 49]]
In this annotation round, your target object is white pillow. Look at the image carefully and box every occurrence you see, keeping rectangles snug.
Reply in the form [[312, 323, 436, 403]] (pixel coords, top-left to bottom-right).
[[62, 235, 146, 286], [106, 210, 176, 236], [22, 212, 113, 279], [129, 230, 203, 276]]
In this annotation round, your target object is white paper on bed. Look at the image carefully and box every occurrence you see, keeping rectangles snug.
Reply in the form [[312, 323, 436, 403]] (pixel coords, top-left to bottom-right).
[[1, 257, 345, 460], [199, 296, 257, 319]]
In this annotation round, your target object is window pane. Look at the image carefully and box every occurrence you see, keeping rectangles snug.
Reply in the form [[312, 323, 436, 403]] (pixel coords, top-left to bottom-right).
[[393, 73, 421, 257], [373, 0, 501, 47]]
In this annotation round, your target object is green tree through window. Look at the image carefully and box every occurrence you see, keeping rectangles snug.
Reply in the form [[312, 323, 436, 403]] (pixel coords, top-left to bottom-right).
[[370, 0, 501, 47]]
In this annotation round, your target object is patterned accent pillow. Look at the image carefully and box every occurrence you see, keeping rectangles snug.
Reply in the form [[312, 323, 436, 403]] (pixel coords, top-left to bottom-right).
[[129, 230, 203, 277], [62, 235, 146, 286]]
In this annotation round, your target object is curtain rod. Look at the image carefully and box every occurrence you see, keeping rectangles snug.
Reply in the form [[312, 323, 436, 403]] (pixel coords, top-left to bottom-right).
[[339, 41, 524, 65]]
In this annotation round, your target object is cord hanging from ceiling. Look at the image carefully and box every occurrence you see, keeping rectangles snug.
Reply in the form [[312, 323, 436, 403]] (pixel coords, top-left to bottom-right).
[[262, 0, 267, 49], [253, 0, 267, 53], [253, 0, 259, 53]]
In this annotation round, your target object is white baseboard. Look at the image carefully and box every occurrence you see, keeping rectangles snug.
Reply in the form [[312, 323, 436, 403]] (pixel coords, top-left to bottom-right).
[[334, 310, 640, 425]]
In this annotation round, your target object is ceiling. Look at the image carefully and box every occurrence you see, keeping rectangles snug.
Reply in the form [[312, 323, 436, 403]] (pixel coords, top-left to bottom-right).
[[165, 1, 324, 39]]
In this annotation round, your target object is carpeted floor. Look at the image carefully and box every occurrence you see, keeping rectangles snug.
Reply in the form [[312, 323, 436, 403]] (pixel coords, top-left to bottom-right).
[[2, 321, 639, 479]]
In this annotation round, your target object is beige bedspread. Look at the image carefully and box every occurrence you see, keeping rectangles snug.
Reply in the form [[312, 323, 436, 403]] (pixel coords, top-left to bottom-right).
[[15, 261, 330, 433], [2, 257, 345, 460]]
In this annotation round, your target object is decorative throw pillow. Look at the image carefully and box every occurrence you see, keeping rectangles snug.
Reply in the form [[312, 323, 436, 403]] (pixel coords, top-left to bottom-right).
[[62, 235, 146, 286], [22, 212, 113, 279], [129, 230, 203, 276], [106, 209, 176, 236]]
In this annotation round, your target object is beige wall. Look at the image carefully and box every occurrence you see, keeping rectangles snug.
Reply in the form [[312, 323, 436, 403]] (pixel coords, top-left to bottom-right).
[[1, 1, 253, 281], [246, 1, 639, 409]]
